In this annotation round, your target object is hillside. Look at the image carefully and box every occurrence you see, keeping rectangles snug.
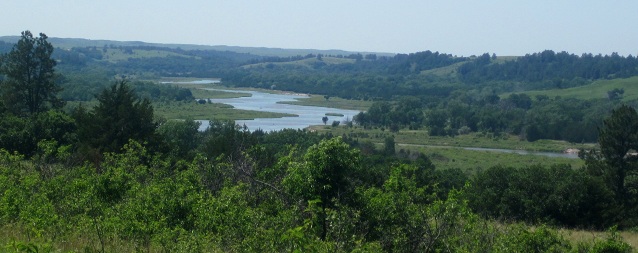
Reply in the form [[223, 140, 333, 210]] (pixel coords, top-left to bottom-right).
[[0, 36, 394, 57], [507, 76, 638, 101]]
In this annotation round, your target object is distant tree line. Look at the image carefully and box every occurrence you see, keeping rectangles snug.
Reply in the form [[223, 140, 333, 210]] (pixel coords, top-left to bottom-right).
[[459, 50, 638, 90], [354, 91, 626, 142]]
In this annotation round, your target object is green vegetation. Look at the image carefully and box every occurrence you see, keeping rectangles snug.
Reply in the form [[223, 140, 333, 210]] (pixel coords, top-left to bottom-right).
[[282, 94, 373, 111], [101, 48, 196, 62], [3, 31, 638, 251], [415, 146, 584, 172], [243, 56, 355, 69], [310, 126, 592, 152], [153, 101, 295, 121], [509, 76, 638, 101], [189, 87, 250, 99]]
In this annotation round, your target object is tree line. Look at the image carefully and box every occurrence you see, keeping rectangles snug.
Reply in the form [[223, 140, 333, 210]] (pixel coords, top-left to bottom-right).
[[1, 31, 637, 252], [458, 51, 638, 90], [354, 92, 625, 142]]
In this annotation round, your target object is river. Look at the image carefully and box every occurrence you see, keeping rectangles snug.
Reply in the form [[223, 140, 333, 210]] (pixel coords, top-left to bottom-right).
[[196, 87, 578, 159], [197, 88, 360, 132]]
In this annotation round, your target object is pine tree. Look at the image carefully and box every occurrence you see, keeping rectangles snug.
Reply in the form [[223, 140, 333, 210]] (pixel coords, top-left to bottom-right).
[[597, 104, 638, 202], [0, 31, 62, 116]]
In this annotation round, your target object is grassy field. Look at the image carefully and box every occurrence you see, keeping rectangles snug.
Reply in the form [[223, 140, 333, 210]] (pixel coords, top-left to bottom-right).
[[101, 48, 195, 62], [280, 95, 373, 111], [309, 125, 590, 171], [153, 101, 294, 121], [507, 76, 638, 101], [310, 125, 593, 152], [411, 145, 584, 172], [67, 100, 295, 121], [560, 228, 638, 249], [153, 78, 250, 99], [189, 87, 250, 99]]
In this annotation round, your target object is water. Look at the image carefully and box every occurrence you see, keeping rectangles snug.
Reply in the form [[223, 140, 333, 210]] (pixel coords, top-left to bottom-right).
[[197, 88, 360, 132], [160, 79, 221, 84], [196, 87, 577, 159]]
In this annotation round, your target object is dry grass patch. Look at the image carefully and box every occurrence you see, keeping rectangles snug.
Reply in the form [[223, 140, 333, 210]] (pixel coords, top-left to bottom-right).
[[560, 228, 638, 249]]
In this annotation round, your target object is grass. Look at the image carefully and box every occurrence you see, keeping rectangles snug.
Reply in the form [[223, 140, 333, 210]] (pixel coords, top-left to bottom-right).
[[66, 100, 294, 121], [309, 125, 590, 171], [280, 95, 372, 111], [409, 145, 584, 172], [310, 125, 593, 153], [153, 101, 294, 121], [190, 87, 250, 99], [559, 228, 638, 249], [0, 224, 221, 253], [507, 76, 638, 101], [101, 48, 195, 62]]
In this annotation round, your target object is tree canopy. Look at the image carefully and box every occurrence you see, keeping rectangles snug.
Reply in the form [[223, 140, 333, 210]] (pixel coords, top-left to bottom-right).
[[0, 31, 62, 116]]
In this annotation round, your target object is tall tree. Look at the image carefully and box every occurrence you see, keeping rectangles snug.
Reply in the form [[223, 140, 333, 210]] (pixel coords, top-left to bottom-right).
[[0, 31, 62, 116], [283, 137, 360, 241], [597, 104, 638, 203], [75, 80, 158, 154]]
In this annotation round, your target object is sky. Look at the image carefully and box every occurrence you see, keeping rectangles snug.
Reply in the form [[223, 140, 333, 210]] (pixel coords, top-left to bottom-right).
[[1, 1, 636, 56]]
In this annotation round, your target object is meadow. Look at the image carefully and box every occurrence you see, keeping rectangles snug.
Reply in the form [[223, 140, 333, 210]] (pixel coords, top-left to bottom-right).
[[279, 94, 373, 111], [507, 76, 638, 101], [309, 125, 590, 171], [153, 101, 294, 121]]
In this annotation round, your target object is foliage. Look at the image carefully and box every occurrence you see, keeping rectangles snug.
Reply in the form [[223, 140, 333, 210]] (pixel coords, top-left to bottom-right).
[[3, 33, 638, 252], [74, 80, 159, 154], [582, 104, 638, 227], [468, 164, 615, 228], [0, 31, 63, 116], [458, 50, 638, 90]]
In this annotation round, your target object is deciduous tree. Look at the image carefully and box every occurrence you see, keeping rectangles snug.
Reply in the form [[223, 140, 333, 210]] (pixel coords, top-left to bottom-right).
[[283, 137, 360, 240]]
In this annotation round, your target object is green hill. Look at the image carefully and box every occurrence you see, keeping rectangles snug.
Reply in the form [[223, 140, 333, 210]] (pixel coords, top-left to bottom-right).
[[0, 36, 394, 57], [508, 76, 638, 101], [242, 56, 356, 69]]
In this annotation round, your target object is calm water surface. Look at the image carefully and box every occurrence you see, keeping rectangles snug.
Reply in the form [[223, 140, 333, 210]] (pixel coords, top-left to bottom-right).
[[197, 88, 360, 132]]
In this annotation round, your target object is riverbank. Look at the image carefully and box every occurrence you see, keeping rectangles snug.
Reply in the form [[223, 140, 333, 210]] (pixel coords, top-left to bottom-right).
[[153, 101, 295, 121]]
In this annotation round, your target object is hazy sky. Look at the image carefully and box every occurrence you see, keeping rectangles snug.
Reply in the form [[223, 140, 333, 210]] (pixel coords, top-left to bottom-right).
[[1, 1, 636, 56]]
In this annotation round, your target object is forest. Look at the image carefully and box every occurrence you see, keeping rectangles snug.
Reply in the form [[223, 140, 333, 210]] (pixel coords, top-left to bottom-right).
[[1, 31, 638, 252]]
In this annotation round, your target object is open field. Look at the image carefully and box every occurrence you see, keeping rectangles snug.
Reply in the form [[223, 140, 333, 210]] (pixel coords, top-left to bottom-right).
[[309, 125, 590, 171], [411, 145, 584, 172], [279, 94, 373, 111], [188, 86, 250, 99], [154, 79, 250, 100], [507, 76, 638, 101], [67, 101, 295, 121], [101, 48, 195, 62], [153, 101, 294, 121], [309, 125, 593, 152]]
